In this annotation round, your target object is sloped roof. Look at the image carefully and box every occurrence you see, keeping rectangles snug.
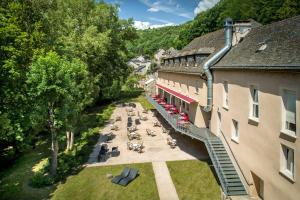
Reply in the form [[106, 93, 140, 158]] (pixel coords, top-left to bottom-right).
[[213, 15, 300, 70], [179, 29, 225, 56]]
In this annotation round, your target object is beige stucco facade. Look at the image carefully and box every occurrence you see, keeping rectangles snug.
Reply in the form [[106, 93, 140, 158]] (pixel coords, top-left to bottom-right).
[[210, 70, 300, 200], [156, 72, 210, 128]]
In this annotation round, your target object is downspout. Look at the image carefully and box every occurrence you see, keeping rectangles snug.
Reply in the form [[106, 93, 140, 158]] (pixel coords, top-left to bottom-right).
[[203, 18, 233, 112]]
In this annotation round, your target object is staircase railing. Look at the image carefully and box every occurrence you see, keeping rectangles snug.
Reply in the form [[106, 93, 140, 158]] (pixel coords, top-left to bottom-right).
[[146, 95, 246, 196]]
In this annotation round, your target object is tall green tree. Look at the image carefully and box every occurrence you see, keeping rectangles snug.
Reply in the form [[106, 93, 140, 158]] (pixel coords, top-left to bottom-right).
[[27, 52, 95, 176], [48, 0, 137, 100]]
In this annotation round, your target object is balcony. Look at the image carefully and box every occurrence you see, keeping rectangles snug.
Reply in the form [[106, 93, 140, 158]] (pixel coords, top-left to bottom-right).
[[146, 95, 248, 197]]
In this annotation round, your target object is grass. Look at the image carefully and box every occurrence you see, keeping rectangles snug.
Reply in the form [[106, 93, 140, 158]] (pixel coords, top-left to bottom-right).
[[0, 103, 116, 200], [51, 163, 159, 200], [131, 95, 154, 111], [167, 160, 221, 200], [0, 140, 53, 200]]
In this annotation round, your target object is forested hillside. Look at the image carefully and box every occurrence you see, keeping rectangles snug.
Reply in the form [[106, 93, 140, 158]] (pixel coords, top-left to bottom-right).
[[126, 24, 189, 58], [131, 0, 300, 56]]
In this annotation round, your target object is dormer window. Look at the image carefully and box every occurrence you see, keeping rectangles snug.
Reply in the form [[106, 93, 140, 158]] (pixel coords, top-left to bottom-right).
[[195, 54, 209, 64], [256, 43, 267, 53], [169, 59, 174, 65], [187, 55, 194, 62]]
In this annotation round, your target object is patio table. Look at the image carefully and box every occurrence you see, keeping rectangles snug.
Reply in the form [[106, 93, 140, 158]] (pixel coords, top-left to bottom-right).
[[179, 112, 186, 116]]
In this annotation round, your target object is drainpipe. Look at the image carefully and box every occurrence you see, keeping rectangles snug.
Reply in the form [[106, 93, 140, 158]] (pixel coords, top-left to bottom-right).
[[203, 18, 233, 112]]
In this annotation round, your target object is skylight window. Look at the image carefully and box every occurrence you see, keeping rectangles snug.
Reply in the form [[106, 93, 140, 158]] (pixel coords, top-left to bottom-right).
[[256, 43, 267, 52]]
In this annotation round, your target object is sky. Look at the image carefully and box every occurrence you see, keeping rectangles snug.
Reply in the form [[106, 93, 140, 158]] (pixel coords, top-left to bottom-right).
[[105, 0, 220, 29]]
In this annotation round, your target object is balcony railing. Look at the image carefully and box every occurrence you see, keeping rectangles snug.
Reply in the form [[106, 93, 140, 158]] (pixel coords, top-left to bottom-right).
[[146, 95, 247, 197], [146, 95, 216, 141]]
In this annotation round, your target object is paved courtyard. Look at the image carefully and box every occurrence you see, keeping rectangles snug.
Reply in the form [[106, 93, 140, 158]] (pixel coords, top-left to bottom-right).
[[86, 102, 211, 200], [87, 103, 208, 167]]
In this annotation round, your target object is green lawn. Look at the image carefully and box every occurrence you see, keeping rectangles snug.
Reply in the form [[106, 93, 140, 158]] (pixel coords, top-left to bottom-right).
[[132, 95, 154, 111], [0, 103, 116, 200], [51, 163, 159, 200], [0, 140, 54, 200], [167, 160, 221, 200]]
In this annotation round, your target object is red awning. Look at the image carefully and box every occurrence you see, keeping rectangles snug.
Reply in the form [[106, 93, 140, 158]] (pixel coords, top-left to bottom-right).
[[156, 83, 197, 104]]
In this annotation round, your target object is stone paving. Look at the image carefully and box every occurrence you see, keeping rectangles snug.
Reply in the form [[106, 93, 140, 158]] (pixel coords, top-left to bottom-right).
[[86, 102, 209, 200], [152, 161, 179, 200], [87, 103, 208, 167]]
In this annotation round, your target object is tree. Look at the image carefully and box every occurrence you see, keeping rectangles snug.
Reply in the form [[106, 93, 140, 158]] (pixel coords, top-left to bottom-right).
[[27, 52, 95, 176]]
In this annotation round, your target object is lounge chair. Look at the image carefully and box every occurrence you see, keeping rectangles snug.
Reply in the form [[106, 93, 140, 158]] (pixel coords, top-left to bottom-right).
[[111, 167, 130, 184], [111, 146, 120, 157], [118, 168, 139, 186]]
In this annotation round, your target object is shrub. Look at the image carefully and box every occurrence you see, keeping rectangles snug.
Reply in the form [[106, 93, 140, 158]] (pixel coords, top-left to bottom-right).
[[29, 172, 53, 188]]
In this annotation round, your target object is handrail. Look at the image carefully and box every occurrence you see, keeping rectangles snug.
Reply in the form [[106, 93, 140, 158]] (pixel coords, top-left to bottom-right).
[[146, 95, 247, 196], [219, 130, 250, 187]]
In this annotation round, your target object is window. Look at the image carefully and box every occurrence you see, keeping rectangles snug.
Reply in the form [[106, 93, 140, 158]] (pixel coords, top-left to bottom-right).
[[186, 104, 189, 111], [250, 86, 259, 119], [223, 81, 229, 108], [232, 119, 239, 142], [281, 145, 295, 179], [195, 80, 200, 94], [182, 101, 186, 109], [283, 90, 296, 133]]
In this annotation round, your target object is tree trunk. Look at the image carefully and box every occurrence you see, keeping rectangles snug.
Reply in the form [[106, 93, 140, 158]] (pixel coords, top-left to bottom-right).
[[66, 130, 74, 151], [70, 131, 74, 150], [66, 131, 70, 151], [48, 103, 58, 176]]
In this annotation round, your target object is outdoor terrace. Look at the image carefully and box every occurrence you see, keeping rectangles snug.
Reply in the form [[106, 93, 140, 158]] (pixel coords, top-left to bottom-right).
[[146, 95, 248, 197]]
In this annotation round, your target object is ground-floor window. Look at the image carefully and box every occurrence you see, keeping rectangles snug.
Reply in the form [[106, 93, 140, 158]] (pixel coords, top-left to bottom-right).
[[281, 144, 295, 180]]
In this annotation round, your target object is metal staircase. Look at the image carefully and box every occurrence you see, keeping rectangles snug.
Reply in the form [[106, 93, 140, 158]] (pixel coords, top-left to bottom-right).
[[146, 95, 247, 197]]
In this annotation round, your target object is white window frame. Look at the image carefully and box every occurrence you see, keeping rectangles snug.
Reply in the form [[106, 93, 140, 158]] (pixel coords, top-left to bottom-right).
[[281, 88, 297, 138], [231, 119, 239, 143], [280, 144, 295, 182], [223, 81, 229, 109], [249, 85, 259, 121]]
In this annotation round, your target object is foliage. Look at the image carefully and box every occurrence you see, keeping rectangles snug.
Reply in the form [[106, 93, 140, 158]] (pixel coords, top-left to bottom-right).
[[177, 0, 300, 48], [0, 139, 53, 200], [0, 102, 116, 199], [31, 103, 115, 182], [127, 25, 184, 57], [132, 95, 154, 111], [131, 0, 300, 56], [48, 0, 137, 100], [0, 0, 51, 160], [29, 172, 53, 188], [0, 0, 136, 173], [146, 62, 159, 74], [52, 163, 159, 200]]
